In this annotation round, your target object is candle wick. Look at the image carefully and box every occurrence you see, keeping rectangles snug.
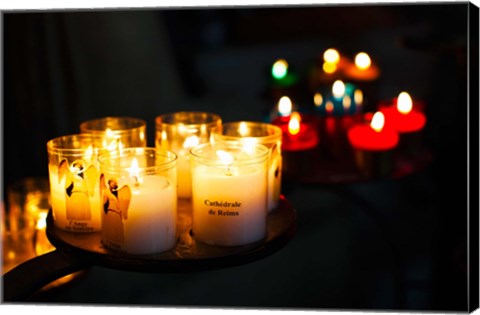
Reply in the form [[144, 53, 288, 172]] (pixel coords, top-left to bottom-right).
[[132, 176, 140, 188]]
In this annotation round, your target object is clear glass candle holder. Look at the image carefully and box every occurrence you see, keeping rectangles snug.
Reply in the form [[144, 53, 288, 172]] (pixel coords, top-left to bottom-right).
[[155, 111, 222, 199], [189, 142, 269, 247], [211, 121, 283, 212], [80, 116, 147, 150], [46, 134, 106, 233], [98, 147, 177, 255]]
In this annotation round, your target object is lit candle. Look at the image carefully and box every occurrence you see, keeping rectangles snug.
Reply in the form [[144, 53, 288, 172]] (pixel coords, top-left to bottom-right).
[[80, 116, 147, 149], [211, 121, 283, 212], [347, 112, 399, 178], [47, 134, 103, 233], [278, 112, 319, 151], [270, 58, 299, 88], [380, 91, 427, 133], [344, 51, 380, 81], [155, 112, 222, 199], [99, 148, 177, 255], [313, 80, 363, 116], [190, 142, 269, 246]]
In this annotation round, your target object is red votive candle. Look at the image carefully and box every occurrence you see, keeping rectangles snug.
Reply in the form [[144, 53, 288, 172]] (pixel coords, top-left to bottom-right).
[[273, 112, 319, 181], [379, 91, 427, 157], [347, 111, 399, 178]]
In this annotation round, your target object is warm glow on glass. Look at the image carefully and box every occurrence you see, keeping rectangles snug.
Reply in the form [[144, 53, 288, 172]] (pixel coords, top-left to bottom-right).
[[354, 89, 363, 105], [397, 91, 413, 114], [370, 112, 385, 132], [343, 95, 351, 109], [238, 122, 249, 137], [323, 48, 340, 64], [332, 80, 346, 98], [288, 112, 301, 135], [323, 62, 337, 74], [183, 135, 200, 149], [217, 150, 234, 166], [242, 138, 257, 155], [355, 52, 371, 70], [325, 101, 334, 114], [278, 96, 293, 116], [272, 59, 288, 79], [313, 92, 323, 107]]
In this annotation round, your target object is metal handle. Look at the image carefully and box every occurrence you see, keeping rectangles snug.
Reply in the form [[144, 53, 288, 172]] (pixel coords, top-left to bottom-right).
[[3, 249, 90, 301]]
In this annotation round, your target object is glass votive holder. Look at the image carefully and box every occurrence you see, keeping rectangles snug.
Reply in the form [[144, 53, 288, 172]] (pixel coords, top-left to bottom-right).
[[46, 134, 105, 233], [2, 201, 36, 274], [98, 147, 177, 255], [211, 121, 283, 212], [7, 177, 55, 256], [155, 111, 222, 199], [80, 116, 147, 150], [189, 142, 269, 246]]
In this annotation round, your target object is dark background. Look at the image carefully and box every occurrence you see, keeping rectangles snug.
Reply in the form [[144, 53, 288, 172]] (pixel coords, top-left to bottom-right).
[[2, 2, 479, 312]]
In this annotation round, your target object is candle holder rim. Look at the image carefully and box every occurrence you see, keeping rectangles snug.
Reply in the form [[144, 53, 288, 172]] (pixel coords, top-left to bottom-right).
[[212, 121, 282, 144], [155, 111, 222, 128], [46, 133, 109, 155], [79, 116, 147, 135], [189, 142, 269, 166], [98, 147, 178, 174]]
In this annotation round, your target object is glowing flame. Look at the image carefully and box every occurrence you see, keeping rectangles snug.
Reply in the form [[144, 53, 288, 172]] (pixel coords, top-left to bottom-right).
[[397, 91, 413, 114], [217, 150, 234, 166], [332, 80, 346, 98], [323, 62, 337, 74], [354, 89, 363, 105], [323, 48, 340, 64], [272, 59, 288, 79], [355, 52, 371, 70], [313, 92, 323, 107], [242, 138, 257, 155], [288, 112, 301, 136], [37, 212, 48, 230], [325, 101, 334, 114], [343, 95, 351, 110], [239, 122, 249, 137], [183, 135, 199, 149], [370, 112, 385, 132], [278, 96, 292, 116], [127, 157, 141, 183]]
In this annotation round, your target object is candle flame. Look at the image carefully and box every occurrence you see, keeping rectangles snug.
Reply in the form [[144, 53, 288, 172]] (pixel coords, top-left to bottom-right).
[[355, 52, 371, 70], [325, 101, 334, 114], [323, 62, 337, 74], [332, 80, 346, 98], [354, 89, 363, 105], [37, 212, 48, 230], [323, 48, 340, 64], [343, 95, 351, 110], [272, 59, 288, 79], [370, 112, 385, 132], [397, 91, 413, 114], [183, 135, 199, 149], [127, 157, 141, 183], [239, 122, 249, 137], [217, 150, 234, 166], [242, 138, 257, 155], [313, 92, 323, 107], [288, 112, 301, 136], [278, 96, 292, 116]]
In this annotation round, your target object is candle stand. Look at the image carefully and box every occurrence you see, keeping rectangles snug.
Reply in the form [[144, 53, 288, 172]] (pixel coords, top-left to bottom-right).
[[3, 196, 296, 302]]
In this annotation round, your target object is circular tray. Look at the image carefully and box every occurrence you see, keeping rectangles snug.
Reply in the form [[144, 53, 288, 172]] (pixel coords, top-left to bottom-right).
[[45, 195, 297, 273]]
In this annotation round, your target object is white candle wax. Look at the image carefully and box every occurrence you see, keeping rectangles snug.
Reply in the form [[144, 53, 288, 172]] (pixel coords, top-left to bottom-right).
[[103, 175, 177, 255], [192, 164, 267, 246], [49, 164, 102, 232]]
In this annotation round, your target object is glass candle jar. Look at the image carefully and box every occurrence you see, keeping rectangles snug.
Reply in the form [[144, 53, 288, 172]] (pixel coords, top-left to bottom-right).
[[80, 116, 147, 150], [47, 134, 105, 233], [155, 111, 222, 199], [211, 121, 283, 212], [98, 147, 177, 255], [189, 142, 269, 246]]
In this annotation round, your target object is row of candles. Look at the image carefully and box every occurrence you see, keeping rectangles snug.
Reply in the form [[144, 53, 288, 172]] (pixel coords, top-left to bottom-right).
[[45, 115, 284, 255]]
